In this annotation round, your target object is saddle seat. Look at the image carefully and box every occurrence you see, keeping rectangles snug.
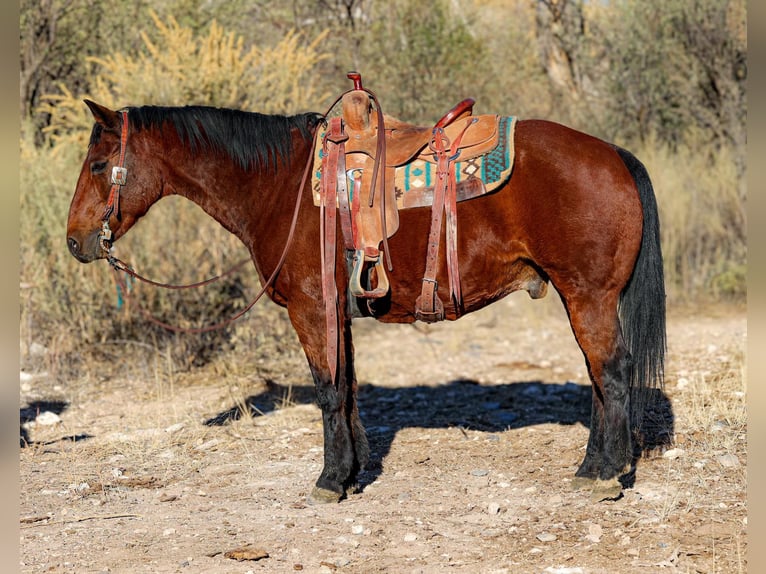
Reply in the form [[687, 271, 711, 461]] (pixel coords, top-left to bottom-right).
[[340, 89, 500, 168]]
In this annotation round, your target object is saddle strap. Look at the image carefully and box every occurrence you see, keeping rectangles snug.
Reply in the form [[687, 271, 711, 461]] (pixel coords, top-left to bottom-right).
[[414, 120, 472, 322], [320, 118, 351, 384], [327, 118, 355, 250]]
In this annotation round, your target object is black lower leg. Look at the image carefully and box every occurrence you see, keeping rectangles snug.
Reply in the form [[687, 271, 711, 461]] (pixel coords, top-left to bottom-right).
[[313, 379, 357, 495], [576, 390, 605, 479], [599, 349, 633, 480]]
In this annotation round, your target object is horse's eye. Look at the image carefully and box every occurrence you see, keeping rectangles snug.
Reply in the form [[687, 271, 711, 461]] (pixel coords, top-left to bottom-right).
[[90, 161, 107, 174]]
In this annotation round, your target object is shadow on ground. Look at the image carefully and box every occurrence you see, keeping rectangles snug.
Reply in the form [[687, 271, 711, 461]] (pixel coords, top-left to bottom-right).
[[204, 378, 674, 489]]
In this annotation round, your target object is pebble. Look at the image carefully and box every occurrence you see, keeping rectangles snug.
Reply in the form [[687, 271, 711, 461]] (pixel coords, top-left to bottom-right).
[[662, 448, 684, 460], [403, 532, 417, 542], [710, 421, 728, 433], [471, 469, 489, 477], [351, 524, 364, 535], [585, 523, 602, 543], [487, 502, 501, 515], [34, 411, 62, 426], [543, 568, 584, 574], [717, 454, 740, 468], [537, 532, 557, 542]]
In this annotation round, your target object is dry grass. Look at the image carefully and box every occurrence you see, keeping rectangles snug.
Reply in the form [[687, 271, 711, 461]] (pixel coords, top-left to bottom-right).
[[637, 135, 746, 301]]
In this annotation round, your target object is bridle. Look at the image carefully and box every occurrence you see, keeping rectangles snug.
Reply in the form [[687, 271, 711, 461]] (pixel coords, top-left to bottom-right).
[[98, 110, 129, 255], [97, 108, 321, 333]]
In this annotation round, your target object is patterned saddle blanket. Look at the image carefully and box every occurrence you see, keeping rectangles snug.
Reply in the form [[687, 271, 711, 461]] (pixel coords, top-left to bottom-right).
[[312, 115, 516, 210]]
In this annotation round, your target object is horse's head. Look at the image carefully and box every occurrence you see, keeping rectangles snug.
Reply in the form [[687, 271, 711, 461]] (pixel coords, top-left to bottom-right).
[[67, 101, 161, 263]]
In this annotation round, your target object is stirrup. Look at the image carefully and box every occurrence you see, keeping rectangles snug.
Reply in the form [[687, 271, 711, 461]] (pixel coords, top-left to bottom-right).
[[349, 249, 390, 299], [414, 279, 445, 322]]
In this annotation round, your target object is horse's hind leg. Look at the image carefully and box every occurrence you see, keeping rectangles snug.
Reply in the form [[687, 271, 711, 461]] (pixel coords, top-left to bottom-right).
[[562, 289, 632, 500]]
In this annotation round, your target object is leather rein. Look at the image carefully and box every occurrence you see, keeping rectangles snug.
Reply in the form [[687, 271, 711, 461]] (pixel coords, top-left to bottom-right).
[[98, 109, 321, 334]]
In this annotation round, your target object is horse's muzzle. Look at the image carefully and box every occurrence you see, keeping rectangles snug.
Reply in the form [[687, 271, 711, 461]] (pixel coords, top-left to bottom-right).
[[67, 231, 104, 263]]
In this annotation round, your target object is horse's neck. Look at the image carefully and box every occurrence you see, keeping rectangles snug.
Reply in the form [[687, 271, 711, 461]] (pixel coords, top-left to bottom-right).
[[168, 147, 308, 251]]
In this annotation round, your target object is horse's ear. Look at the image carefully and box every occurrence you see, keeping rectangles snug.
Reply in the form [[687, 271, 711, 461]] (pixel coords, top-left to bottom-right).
[[84, 100, 120, 131]]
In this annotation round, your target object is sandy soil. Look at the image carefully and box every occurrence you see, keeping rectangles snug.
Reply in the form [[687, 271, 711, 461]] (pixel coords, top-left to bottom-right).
[[20, 294, 746, 573]]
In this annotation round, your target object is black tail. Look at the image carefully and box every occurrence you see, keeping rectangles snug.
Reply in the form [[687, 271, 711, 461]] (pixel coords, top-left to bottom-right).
[[613, 146, 666, 416]]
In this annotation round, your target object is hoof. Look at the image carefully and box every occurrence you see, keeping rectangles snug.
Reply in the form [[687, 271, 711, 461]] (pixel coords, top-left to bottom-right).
[[591, 478, 623, 501], [570, 476, 596, 491], [308, 486, 344, 505]]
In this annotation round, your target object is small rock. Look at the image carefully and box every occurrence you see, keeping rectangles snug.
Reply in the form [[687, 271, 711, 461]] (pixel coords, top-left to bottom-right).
[[585, 523, 602, 543], [351, 524, 364, 535], [543, 568, 584, 574], [487, 502, 501, 515], [717, 454, 740, 468], [403, 532, 417, 542], [35, 411, 62, 426], [224, 545, 269, 561], [165, 423, 185, 433], [537, 532, 557, 542], [710, 420, 728, 433], [29, 342, 47, 357], [471, 469, 489, 477], [662, 448, 684, 460]]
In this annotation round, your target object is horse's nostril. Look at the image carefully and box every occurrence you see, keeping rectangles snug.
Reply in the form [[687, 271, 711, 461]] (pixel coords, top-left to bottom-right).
[[67, 237, 80, 256]]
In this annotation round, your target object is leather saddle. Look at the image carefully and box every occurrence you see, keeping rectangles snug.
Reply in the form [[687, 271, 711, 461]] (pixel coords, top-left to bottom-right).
[[316, 72, 508, 321]]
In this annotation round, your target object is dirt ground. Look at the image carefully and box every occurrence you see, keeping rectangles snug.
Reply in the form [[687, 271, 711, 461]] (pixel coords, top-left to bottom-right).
[[20, 294, 747, 574]]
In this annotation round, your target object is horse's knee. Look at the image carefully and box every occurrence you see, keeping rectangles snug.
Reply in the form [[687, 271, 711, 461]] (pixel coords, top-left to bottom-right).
[[314, 380, 342, 412]]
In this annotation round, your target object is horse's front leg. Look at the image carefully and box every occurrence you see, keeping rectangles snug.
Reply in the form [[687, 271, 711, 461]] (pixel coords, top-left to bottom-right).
[[288, 297, 369, 503]]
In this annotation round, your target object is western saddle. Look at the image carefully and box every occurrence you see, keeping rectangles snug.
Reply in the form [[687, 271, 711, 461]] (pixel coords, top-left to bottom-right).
[[317, 73, 506, 328]]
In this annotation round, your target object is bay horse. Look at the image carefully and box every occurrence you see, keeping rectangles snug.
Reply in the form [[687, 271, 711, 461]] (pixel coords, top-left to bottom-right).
[[66, 98, 665, 502]]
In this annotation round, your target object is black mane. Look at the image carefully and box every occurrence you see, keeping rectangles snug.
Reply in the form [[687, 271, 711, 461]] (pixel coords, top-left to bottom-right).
[[125, 105, 324, 171]]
